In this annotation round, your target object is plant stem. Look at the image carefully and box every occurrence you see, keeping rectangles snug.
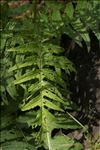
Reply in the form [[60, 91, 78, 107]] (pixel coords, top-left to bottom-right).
[[32, 0, 38, 23]]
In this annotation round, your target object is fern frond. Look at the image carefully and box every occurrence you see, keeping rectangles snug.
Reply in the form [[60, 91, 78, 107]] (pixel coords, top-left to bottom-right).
[[2, 1, 99, 149], [8, 41, 79, 149]]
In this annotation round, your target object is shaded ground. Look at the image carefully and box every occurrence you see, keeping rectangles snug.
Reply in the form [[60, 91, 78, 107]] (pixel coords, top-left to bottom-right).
[[61, 31, 100, 149]]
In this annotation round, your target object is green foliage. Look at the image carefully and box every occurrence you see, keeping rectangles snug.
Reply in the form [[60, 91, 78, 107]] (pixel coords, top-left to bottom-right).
[[0, 113, 36, 150], [0, 0, 100, 149], [7, 39, 81, 149], [49, 134, 83, 150]]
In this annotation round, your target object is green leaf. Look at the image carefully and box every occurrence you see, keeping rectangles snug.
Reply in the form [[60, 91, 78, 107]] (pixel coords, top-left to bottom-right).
[[55, 114, 82, 129], [44, 134, 83, 150], [52, 10, 62, 21], [7, 42, 39, 53], [42, 68, 66, 87], [1, 141, 35, 150], [28, 81, 41, 92], [44, 44, 64, 54], [43, 89, 65, 104], [76, 0, 88, 10], [8, 61, 33, 72], [44, 100, 64, 112], [0, 129, 22, 143], [71, 18, 90, 51], [64, 2, 74, 19], [6, 84, 17, 100], [21, 95, 41, 111], [1, 115, 14, 129], [14, 70, 39, 84]]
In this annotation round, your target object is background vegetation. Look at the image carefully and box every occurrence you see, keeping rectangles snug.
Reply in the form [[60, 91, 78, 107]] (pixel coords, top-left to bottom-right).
[[0, 0, 100, 150]]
